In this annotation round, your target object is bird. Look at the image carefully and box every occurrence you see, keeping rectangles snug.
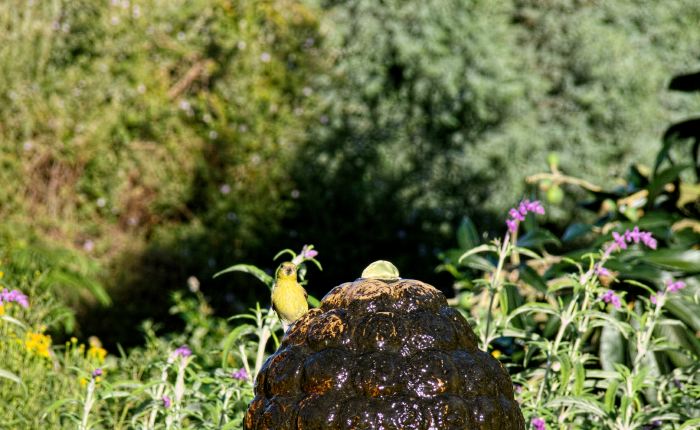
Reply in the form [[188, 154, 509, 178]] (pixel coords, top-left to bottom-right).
[[271, 262, 308, 331]]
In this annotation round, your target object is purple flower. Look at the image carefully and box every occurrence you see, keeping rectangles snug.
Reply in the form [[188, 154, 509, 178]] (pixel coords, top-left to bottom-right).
[[601, 290, 622, 309], [301, 245, 318, 259], [531, 417, 546, 430], [505, 199, 545, 235], [231, 368, 248, 381], [606, 227, 657, 255], [292, 245, 319, 265], [595, 266, 611, 277], [625, 226, 640, 243], [666, 280, 686, 293], [650, 293, 661, 305], [612, 232, 628, 250], [162, 395, 171, 408], [92, 368, 103, 378], [640, 232, 657, 249], [652, 279, 686, 306], [0, 289, 29, 308], [509, 208, 525, 222], [173, 345, 192, 358]]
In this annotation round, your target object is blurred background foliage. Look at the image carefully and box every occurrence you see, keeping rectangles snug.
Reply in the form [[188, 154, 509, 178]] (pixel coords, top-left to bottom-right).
[[1, 0, 699, 346]]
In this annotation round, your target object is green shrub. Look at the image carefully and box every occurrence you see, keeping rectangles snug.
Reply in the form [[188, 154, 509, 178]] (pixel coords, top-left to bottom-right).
[[0, 0, 324, 342], [286, 0, 700, 287]]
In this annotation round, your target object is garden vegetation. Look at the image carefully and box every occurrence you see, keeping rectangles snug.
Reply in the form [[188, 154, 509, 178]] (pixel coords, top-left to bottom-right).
[[0, 0, 699, 428]]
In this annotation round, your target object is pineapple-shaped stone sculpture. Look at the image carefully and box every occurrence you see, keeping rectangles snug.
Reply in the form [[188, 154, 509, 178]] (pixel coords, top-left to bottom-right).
[[245, 261, 525, 429]]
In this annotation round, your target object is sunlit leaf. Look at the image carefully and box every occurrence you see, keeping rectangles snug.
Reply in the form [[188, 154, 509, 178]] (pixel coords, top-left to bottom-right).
[[0, 368, 21, 385], [547, 397, 606, 418], [640, 249, 700, 272], [213, 264, 274, 289], [600, 316, 625, 372], [458, 244, 497, 264]]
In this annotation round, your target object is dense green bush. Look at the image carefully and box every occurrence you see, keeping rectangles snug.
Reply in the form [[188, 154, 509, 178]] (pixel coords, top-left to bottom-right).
[[0, 0, 324, 342], [303, 0, 700, 217], [286, 0, 700, 288]]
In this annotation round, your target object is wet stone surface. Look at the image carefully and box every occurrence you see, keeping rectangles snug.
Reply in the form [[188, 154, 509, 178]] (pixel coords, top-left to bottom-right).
[[244, 277, 525, 430]]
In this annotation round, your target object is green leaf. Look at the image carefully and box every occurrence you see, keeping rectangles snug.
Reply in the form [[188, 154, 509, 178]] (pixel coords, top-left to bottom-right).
[[306, 258, 323, 272], [654, 321, 699, 366], [273, 249, 296, 261], [647, 163, 692, 205], [519, 265, 548, 294], [457, 217, 480, 250], [546, 397, 606, 418], [213, 264, 274, 289], [517, 229, 561, 248], [562, 223, 592, 242], [604, 379, 619, 413], [0, 315, 28, 330], [458, 244, 497, 264], [600, 318, 625, 372], [558, 354, 572, 388], [307, 294, 321, 308], [640, 249, 700, 272], [506, 303, 559, 322], [513, 246, 543, 260], [499, 284, 522, 317], [221, 324, 255, 368], [573, 361, 586, 396], [679, 418, 700, 430], [620, 394, 631, 417], [589, 311, 633, 337], [0, 368, 22, 385], [222, 420, 242, 430], [41, 398, 79, 421], [547, 277, 576, 293], [665, 298, 700, 332], [46, 269, 111, 306], [461, 255, 496, 272], [632, 366, 650, 393]]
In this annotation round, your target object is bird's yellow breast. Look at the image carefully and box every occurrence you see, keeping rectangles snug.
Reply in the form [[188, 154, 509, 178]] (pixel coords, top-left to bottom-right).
[[272, 279, 308, 324]]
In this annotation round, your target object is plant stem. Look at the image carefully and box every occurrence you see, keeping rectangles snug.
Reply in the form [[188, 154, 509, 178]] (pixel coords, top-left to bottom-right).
[[525, 172, 603, 192], [147, 365, 169, 430], [79, 378, 96, 430], [483, 235, 510, 350], [254, 308, 275, 378]]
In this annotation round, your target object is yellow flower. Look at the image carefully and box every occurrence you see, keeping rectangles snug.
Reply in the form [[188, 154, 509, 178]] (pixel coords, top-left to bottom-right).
[[87, 345, 107, 364], [25, 332, 52, 358], [491, 349, 502, 359], [79, 377, 87, 387], [0, 304, 4, 316], [0, 271, 4, 279]]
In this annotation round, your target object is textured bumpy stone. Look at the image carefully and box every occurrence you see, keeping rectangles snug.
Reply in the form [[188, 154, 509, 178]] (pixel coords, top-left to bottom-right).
[[244, 277, 525, 430]]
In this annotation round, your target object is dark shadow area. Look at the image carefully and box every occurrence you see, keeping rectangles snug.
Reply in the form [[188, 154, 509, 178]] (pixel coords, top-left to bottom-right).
[[664, 71, 700, 184]]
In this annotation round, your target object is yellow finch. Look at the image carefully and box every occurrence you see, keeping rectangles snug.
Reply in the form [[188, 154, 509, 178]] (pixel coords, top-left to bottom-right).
[[272, 262, 308, 330]]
